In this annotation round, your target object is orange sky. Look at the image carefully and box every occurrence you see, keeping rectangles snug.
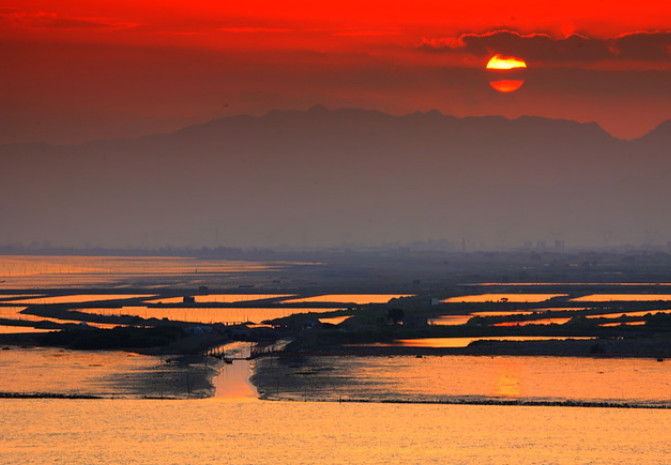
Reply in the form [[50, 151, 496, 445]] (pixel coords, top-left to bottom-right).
[[2, 1, 671, 143]]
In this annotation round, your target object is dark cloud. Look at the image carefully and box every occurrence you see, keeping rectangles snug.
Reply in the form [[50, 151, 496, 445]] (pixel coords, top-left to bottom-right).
[[419, 30, 671, 63]]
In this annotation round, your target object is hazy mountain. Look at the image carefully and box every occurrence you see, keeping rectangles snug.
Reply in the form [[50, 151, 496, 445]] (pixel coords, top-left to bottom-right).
[[1, 106, 670, 249]]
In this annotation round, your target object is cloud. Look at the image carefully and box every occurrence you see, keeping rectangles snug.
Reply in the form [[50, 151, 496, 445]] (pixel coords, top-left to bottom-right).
[[0, 11, 137, 29], [418, 30, 671, 63]]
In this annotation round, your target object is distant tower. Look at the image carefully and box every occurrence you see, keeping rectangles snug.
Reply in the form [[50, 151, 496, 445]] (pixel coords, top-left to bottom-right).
[[554, 240, 565, 251]]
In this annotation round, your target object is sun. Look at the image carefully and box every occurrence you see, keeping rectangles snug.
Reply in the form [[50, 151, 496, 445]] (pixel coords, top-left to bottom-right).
[[486, 54, 527, 93], [489, 79, 525, 93], [486, 54, 527, 70]]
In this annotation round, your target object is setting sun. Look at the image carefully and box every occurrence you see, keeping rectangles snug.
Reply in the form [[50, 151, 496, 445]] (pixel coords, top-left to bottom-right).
[[489, 79, 525, 92], [486, 54, 527, 92], [486, 54, 527, 70]]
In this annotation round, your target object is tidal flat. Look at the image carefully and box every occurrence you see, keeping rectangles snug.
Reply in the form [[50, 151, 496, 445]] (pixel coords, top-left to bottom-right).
[[2, 252, 671, 465], [2, 251, 671, 404]]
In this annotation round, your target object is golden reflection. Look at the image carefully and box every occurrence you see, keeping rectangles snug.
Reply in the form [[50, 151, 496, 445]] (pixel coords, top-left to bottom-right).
[[282, 294, 413, 304], [493, 358, 524, 397], [83, 306, 339, 324], [533, 307, 587, 312], [571, 294, 671, 302], [0, 306, 71, 330], [471, 311, 536, 317], [0, 305, 137, 331], [78, 322, 130, 329], [0, 255, 305, 288], [444, 293, 566, 303], [0, 307, 28, 318], [600, 321, 647, 327], [145, 294, 293, 304], [3, 399, 671, 465], [0, 255, 279, 276], [212, 360, 258, 401], [493, 318, 572, 327], [0, 256, 101, 276], [6, 294, 153, 304], [427, 315, 473, 325], [318, 316, 351, 325], [0, 346, 167, 397], [590, 310, 670, 319], [360, 336, 595, 348], [258, 354, 671, 407]]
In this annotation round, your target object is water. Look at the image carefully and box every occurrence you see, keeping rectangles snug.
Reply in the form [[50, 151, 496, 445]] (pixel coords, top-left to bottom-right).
[[145, 294, 294, 304], [2, 399, 670, 465], [494, 317, 572, 326], [2, 346, 671, 464], [253, 355, 671, 408], [572, 294, 671, 302], [351, 336, 595, 348], [443, 293, 567, 303], [2, 256, 671, 464], [5, 294, 154, 304], [75, 305, 341, 325], [0, 346, 216, 399], [0, 255, 301, 288], [282, 294, 412, 304]]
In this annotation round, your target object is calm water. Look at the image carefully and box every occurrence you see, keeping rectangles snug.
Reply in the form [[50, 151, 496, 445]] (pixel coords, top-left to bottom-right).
[[2, 399, 670, 465], [0, 255, 296, 288], [443, 293, 567, 303], [5, 294, 154, 304], [254, 355, 671, 408], [2, 347, 671, 464], [572, 294, 671, 302], [282, 294, 412, 304], [145, 294, 294, 304], [77, 306, 340, 325], [494, 317, 572, 326], [0, 346, 216, 398], [352, 336, 595, 348]]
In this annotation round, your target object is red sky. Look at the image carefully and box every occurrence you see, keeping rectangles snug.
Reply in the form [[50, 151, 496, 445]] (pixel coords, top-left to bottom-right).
[[2, 1, 671, 143]]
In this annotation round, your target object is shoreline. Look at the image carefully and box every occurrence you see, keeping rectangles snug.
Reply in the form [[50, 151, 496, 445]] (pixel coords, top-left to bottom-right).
[[268, 337, 671, 360], [258, 396, 671, 410]]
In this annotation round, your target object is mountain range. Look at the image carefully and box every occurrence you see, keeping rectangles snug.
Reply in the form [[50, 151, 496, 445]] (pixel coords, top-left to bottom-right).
[[2, 106, 670, 249]]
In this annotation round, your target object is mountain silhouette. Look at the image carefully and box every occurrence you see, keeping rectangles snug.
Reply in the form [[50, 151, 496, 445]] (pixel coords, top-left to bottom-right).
[[1, 107, 669, 249]]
